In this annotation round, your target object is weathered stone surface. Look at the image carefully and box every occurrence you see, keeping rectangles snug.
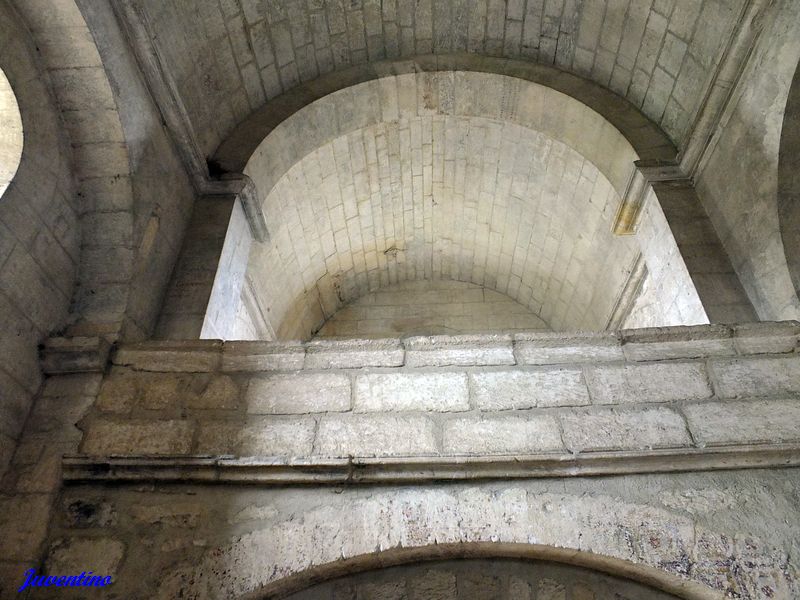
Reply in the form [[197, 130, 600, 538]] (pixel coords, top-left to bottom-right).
[[45, 537, 125, 577], [187, 375, 241, 410], [63, 499, 117, 529], [130, 502, 203, 528], [81, 420, 194, 455], [196, 418, 315, 457], [732, 321, 799, 355], [710, 355, 800, 397], [621, 324, 734, 360], [316, 415, 437, 456], [684, 399, 800, 446], [304, 338, 404, 369], [95, 371, 137, 413], [354, 372, 469, 412], [584, 362, 712, 404], [514, 332, 623, 365], [560, 407, 691, 452], [405, 334, 515, 367], [470, 369, 590, 409], [442, 415, 563, 455], [114, 341, 223, 372], [0, 494, 53, 561], [407, 570, 457, 598], [247, 373, 351, 413], [222, 341, 306, 371], [40, 336, 111, 374]]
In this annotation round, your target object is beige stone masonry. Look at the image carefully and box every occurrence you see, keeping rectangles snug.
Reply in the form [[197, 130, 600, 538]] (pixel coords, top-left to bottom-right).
[[73, 322, 800, 466]]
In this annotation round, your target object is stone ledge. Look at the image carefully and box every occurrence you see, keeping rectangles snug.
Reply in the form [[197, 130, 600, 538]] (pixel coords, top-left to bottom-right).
[[41, 337, 111, 375], [62, 443, 800, 485], [104, 322, 800, 373]]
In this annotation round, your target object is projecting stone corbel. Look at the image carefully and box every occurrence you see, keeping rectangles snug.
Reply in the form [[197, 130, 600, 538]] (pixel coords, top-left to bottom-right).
[[205, 174, 269, 244], [612, 159, 691, 235], [40, 337, 111, 375]]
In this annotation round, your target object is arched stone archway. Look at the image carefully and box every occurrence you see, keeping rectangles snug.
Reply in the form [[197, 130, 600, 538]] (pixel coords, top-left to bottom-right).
[[778, 58, 800, 298], [184, 65, 718, 341]]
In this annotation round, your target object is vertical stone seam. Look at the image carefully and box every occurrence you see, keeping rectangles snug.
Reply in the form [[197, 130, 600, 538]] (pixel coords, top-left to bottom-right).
[[673, 401, 699, 448]]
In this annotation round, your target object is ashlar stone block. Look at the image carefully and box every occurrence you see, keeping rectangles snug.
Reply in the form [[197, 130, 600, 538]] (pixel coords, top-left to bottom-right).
[[247, 373, 351, 414], [354, 372, 469, 412]]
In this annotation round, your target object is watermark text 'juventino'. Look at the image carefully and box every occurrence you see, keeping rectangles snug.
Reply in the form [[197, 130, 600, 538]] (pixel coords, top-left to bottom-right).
[[18, 569, 112, 593]]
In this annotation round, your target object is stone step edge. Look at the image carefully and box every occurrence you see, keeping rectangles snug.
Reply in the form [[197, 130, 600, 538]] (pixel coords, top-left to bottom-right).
[[62, 443, 800, 485]]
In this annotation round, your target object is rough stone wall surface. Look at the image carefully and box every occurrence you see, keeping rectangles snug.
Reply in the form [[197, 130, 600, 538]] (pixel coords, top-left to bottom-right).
[[0, 0, 80, 476], [131, 0, 745, 156], [0, 324, 798, 599], [37, 469, 800, 599], [316, 280, 549, 338], [288, 558, 682, 600], [694, 0, 800, 322]]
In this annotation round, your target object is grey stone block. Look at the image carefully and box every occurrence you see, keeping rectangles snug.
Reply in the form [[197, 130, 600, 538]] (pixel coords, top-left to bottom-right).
[[470, 369, 590, 409], [114, 341, 223, 372], [304, 338, 404, 369], [442, 415, 563, 454], [316, 414, 437, 456], [709, 356, 800, 398], [560, 407, 691, 452], [732, 321, 800, 355], [404, 334, 515, 367], [684, 399, 800, 446], [514, 332, 623, 365], [247, 373, 351, 414], [222, 341, 306, 371], [585, 362, 712, 404], [620, 324, 734, 360], [80, 419, 194, 455], [354, 372, 469, 412]]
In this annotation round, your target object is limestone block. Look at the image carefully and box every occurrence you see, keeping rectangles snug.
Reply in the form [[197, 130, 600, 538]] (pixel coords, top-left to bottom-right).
[[514, 332, 623, 365], [470, 369, 590, 409], [222, 341, 306, 371], [709, 356, 800, 398], [442, 415, 563, 454], [584, 362, 712, 404], [114, 341, 222, 372], [95, 371, 137, 413], [45, 537, 124, 578], [733, 321, 799, 355], [80, 420, 194, 455], [404, 334, 515, 367], [684, 399, 800, 446], [247, 373, 351, 414], [316, 415, 437, 456], [195, 418, 315, 456], [620, 324, 735, 360], [354, 372, 469, 412], [137, 373, 208, 410], [187, 375, 241, 410], [560, 407, 691, 452], [304, 338, 404, 369], [356, 581, 406, 599]]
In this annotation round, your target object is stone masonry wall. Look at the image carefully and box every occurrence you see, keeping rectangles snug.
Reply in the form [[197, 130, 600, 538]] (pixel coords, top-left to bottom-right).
[[1, 323, 799, 599], [0, 0, 80, 475], [82, 322, 800, 461]]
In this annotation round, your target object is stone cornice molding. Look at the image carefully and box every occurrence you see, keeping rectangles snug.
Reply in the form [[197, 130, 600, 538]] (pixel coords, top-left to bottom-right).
[[62, 443, 800, 485]]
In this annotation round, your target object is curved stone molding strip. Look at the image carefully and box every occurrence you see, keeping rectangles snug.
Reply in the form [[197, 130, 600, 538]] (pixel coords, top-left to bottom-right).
[[68, 322, 800, 481]]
